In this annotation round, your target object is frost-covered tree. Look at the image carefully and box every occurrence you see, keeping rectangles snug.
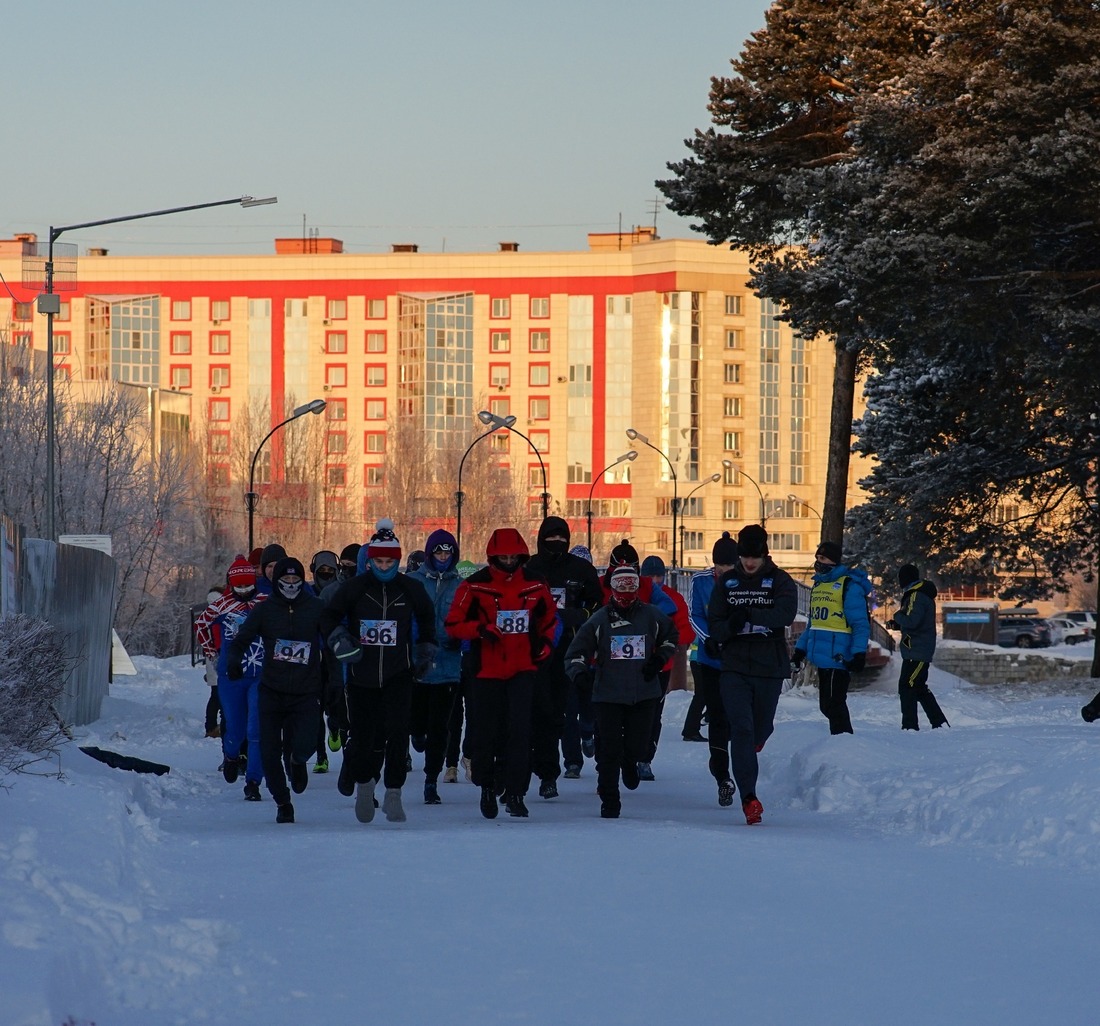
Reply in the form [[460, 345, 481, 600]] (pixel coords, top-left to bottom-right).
[[658, 0, 933, 542]]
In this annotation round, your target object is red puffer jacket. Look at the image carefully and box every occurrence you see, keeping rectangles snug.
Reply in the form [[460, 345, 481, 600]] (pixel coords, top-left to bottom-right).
[[444, 528, 558, 680]]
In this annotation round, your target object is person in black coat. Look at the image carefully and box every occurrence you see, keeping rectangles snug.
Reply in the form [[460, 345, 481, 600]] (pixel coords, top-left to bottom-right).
[[226, 556, 331, 824]]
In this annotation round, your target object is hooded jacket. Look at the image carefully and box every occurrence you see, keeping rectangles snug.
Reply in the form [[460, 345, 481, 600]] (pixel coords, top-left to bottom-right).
[[227, 556, 327, 696], [707, 555, 798, 678], [444, 528, 558, 680], [525, 517, 604, 643], [794, 564, 872, 669], [894, 579, 938, 662], [407, 529, 463, 684]]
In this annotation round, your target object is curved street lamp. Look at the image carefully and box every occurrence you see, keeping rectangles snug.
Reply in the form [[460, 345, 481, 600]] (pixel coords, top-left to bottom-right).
[[40, 194, 277, 541], [731, 462, 766, 526], [678, 472, 722, 565], [627, 427, 679, 569], [456, 410, 517, 553], [494, 413, 549, 520], [787, 493, 822, 521], [246, 398, 326, 553], [586, 450, 638, 552]]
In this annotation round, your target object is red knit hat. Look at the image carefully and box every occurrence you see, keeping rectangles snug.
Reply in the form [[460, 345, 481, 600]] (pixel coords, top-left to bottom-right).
[[366, 517, 402, 561], [227, 556, 256, 588]]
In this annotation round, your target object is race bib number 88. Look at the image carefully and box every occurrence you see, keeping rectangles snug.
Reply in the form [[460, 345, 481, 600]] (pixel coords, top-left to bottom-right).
[[274, 639, 311, 665], [360, 619, 398, 646], [610, 635, 645, 660], [496, 610, 530, 634]]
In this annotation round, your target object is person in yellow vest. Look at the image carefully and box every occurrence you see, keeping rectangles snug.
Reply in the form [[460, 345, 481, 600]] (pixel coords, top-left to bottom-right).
[[790, 541, 871, 735]]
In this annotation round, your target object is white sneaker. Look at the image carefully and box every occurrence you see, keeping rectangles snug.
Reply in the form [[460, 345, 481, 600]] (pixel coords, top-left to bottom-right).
[[461, 756, 473, 783], [442, 765, 458, 783], [355, 779, 377, 823], [382, 787, 406, 822]]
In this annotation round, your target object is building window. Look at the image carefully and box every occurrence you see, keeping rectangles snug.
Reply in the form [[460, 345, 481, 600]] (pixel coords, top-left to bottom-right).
[[327, 432, 347, 454], [365, 432, 386, 453], [366, 298, 386, 319], [210, 365, 230, 388], [724, 295, 743, 316], [366, 365, 386, 386], [366, 331, 386, 353], [529, 364, 550, 387], [14, 302, 32, 321], [769, 533, 803, 551], [489, 398, 510, 418], [724, 363, 742, 384], [210, 333, 230, 355], [529, 397, 549, 420], [172, 300, 192, 320], [723, 396, 742, 417], [528, 466, 547, 488], [13, 332, 32, 347], [490, 330, 511, 353], [491, 297, 511, 318], [211, 300, 230, 322], [326, 364, 348, 388], [326, 332, 347, 353], [725, 328, 743, 350], [365, 399, 386, 420], [723, 431, 742, 453], [365, 466, 384, 487], [530, 297, 549, 318], [490, 433, 509, 452], [170, 365, 191, 389], [723, 499, 741, 520], [210, 432, 230, 454], [209, 398, 230, 422], [327, 398, 347, 421], [327, 466, 347, 487], [529, 430, 550, 453], [683, 531, 704, 551], [57, 301, 71, 321], [327, 298, 347, 321], [170, 332, 191, 355], [208, 464, 230, 487], [53, 333, 71, 354], [529, 330, 550, 353], [490, 364, 511, 389]]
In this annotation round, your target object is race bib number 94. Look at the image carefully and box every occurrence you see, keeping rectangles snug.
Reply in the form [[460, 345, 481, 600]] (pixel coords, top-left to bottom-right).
[[496, 610, 530, 634], [610, 635, 645, 660], [360, 619, 398, 646], [274, 639, 311, 665]]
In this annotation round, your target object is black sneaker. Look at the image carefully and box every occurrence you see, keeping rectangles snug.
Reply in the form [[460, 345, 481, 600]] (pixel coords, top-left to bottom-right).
[[289, 759, 309, 795], [276, 802, 294, 824], [480, 786, 499, 819], [636, 761, 655, 781], [621, 762, 640, 791], [599, 791, 621, 819], [337, 759, 355, 797], [222, 756, 240, 784], [424, 780, 441, 805], [718, 779, 736, 808], [563, 764, 582, 779], [243, 781, 262, 801], [538, 779, 559, 800], [682, 731, 708, 743], [504, 794, 529, 818], [581, 737, 596, 759], [411, 734, 426, 753]]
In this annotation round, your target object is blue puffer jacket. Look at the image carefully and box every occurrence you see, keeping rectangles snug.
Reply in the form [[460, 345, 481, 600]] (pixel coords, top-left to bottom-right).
[[794, 564, 871, 669], [407, 563, 463, 684], [688, 569, 720, 668]]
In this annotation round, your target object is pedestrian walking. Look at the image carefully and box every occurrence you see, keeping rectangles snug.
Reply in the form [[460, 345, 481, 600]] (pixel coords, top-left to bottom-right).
[[885, 564, 949, 731]]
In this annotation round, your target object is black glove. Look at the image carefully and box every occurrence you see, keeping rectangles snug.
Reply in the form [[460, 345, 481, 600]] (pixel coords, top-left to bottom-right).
[[226, 661, 244, 681], [572, 669, 593, 694], [328, 626, 362, 664], [1083, 703, 1100, 724], [413, 642, 438, 679], [479, 623, 505, 644], [846, 652, 866, 673], [790, 651, 805, 672], [703, 637, 722, 661], [725, 608, 748, 635], [885, 619, 900, 631], [642, 653, 664, 681]]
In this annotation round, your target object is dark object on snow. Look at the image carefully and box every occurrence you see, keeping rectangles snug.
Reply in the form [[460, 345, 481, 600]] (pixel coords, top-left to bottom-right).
[[80, 746, 170, 776]]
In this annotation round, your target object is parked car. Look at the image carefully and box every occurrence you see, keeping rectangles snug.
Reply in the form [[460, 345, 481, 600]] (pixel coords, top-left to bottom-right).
[[1055, 610, 1097, 632], [1046, 616, 1092, 646], [997, 615, 1052, 649]]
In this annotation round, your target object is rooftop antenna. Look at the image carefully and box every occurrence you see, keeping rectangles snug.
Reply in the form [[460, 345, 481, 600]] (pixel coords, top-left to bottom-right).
[[648, 195, 664, 233]]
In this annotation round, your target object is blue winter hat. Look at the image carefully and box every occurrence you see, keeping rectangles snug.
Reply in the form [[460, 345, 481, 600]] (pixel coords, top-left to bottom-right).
[[641, 555, 666, 578], [425, 529, 459, 571], [569, 544, 593, 564]]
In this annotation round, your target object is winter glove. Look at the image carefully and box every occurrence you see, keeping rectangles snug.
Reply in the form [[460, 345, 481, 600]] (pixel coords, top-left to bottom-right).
[[572, 669, 593, 694], [1082, 702, 1100, 724], [885, 619, 900, 631], [703, 636, 723, 661], [642, 653, 665, 681], [846, 652, 866, 673], [725, 608, 749, 635], [479, 623, 505, 645], [226, 661, 244, 681], [328, 625, 362, 665], [532, 638, 554, 664], [790, 651, 805, 673], [413, 642, 438, 679]]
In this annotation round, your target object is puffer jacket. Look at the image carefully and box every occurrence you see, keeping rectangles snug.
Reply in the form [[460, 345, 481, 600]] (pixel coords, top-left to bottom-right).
[[794, 564, 871, 669], [407, 563, 463, 684], [688, 569, 721, 668], [894, 579, 938, 661]]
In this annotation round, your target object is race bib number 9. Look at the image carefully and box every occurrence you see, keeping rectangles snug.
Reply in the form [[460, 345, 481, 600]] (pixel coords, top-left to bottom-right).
[[274, 639, 311, 665], [496, 610, 530, 634], [610, 635, 645, 660], [360, 619, 398, 646], [550, 587, 567, 610]]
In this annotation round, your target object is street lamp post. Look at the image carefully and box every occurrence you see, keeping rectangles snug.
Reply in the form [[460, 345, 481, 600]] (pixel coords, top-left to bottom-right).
[[38, 195, 277, 541], [586, 450, 638, 552], [498, 419, 549, 519], [247, 398, 326, 553], [456, 410, 517, 553], [732, 463, 766, 526], [787, 493, 822, 521], [627, 428, 679, 569], [678, 472, 722, 566]]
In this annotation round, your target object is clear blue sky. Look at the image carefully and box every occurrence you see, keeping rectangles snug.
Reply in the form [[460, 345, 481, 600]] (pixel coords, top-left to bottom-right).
[[5, 1, 772, 255]]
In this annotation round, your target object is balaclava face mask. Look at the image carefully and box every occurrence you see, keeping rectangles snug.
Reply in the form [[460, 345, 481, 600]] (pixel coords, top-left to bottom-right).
[[277, 577, 303, 600], [232, 584, 256, 600]]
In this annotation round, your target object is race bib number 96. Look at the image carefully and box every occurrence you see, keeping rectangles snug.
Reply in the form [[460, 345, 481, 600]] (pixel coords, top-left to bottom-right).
[[496, 610, 530, 634], [274, 639, 311, 665], [610, 635, 645, 660], [360, 619, 398, 646]]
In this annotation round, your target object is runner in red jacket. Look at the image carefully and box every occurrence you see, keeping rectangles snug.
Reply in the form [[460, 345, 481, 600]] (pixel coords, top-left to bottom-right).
[[445, 528, 557, 819]]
